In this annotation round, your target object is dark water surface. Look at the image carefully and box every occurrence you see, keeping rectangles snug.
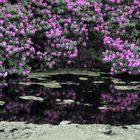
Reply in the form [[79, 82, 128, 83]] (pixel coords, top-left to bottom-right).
[[0, 70, 140, 125]]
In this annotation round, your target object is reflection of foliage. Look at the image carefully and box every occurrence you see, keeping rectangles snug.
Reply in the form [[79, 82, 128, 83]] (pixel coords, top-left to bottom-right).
[[0, 74, 139, 125], [101, 92, 138, 112]]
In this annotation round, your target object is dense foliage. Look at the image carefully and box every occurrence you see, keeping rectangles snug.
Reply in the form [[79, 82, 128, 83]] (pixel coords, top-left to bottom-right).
[[0, 0, 140, 77]]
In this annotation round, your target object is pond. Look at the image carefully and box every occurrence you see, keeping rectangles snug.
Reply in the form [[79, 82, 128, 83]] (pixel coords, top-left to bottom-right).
[[0, 69, 140, 125]]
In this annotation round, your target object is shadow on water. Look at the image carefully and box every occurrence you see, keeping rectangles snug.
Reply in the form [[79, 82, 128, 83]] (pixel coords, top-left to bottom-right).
[[0, 72, 140, 125]]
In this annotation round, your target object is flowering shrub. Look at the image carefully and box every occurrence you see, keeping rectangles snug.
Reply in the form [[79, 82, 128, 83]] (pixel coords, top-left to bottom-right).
[[93, 0, 140, 74], [23, 0, 92, 68], [0, 0, 140, 78], [0, 4, 35, 77]]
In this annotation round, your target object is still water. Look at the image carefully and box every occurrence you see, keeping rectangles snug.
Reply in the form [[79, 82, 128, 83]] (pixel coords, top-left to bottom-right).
[[0, 70, 140, 125]]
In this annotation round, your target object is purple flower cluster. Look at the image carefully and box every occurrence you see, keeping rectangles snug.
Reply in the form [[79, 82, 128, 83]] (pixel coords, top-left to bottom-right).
[[0, 0, 140, 77], [0, 4, 35, 77], [25, 0, 90, 68], [93, 0, 140, 74], [0, 0, 7, 3]]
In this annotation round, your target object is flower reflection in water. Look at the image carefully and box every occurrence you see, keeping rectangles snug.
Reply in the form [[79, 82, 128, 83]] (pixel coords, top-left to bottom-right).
[[0, 74, 139, 125]]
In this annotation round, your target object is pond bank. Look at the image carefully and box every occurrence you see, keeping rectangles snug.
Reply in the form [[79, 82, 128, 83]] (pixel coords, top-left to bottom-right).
[[0, 121, 140, 140]]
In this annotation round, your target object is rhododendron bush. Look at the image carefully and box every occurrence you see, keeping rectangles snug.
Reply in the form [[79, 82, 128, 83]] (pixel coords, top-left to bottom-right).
[[24, 0, 92, 68], [95, 0, 140, 74], [0, 0, 140, 78], [0, 4, 35, 77]]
